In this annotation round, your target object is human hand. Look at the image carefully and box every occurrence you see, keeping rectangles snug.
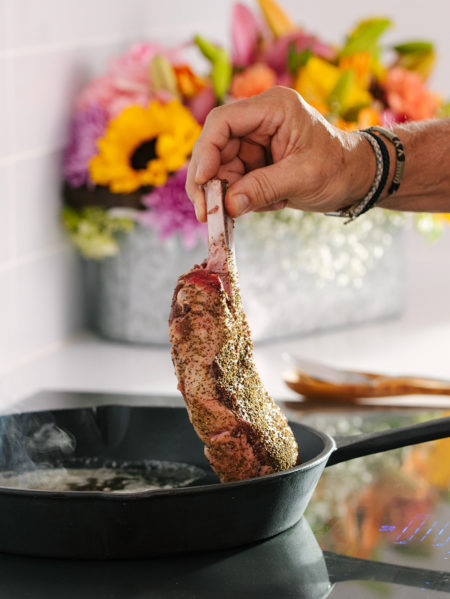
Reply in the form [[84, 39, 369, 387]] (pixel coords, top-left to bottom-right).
[[186, 87, 373, 221]]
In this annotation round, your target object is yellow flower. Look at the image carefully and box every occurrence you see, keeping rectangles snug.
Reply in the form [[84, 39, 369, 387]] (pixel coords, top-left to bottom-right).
[[293, 56, 372, 116], [293, 56, 337, 112], [90, 100, 201, 194]]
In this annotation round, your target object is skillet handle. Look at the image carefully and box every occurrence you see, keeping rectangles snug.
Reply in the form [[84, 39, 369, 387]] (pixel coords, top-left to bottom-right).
[[327, 416, 450, 466], [325, 551, 450, 592]]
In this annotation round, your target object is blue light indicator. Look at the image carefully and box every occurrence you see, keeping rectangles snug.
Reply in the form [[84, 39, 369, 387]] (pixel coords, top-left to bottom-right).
[[420, 521, 438, 542], [379, 525, 396, 532], [435, 524, 448, 537]]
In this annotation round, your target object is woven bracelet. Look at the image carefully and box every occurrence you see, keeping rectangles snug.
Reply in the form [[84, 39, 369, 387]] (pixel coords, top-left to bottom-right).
[[367, 126, 405, 194], [361, 130, 390, 215], [326, 131, 384, 222]]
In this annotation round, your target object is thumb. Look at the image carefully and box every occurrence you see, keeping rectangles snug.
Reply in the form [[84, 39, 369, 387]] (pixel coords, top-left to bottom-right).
[[225, 161, 291, 217]]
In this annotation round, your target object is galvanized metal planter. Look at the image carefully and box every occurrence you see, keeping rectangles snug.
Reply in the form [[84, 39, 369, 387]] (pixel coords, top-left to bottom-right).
[[85, 211, 405, 345]]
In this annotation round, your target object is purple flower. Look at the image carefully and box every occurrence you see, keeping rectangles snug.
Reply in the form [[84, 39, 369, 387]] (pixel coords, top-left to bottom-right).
[[63, 104, 108, 187], [140, 168, 207, 249]]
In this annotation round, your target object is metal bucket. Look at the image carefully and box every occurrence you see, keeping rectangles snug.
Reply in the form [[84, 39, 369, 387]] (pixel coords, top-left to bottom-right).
[[85, 211, 405, 344]]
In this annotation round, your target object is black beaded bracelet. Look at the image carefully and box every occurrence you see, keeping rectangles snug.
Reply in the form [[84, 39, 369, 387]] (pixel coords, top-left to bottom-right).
[[367, 126, 405, 194]]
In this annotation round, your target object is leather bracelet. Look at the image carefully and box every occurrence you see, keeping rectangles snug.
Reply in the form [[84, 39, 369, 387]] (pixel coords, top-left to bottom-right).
[[367, 126, 405, 194], [326, 131, 384, 222], [362, 130, 390, 214]]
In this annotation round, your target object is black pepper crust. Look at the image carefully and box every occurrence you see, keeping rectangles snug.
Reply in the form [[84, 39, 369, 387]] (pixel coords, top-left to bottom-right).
[[169, 180, 298, 481]]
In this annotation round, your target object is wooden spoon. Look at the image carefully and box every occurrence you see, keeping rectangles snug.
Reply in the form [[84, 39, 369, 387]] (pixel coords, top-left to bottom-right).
[[283, 355, 450, 402]]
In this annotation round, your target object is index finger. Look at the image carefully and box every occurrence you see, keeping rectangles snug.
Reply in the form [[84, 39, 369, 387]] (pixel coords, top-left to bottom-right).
[[192, 97, 268, 185]]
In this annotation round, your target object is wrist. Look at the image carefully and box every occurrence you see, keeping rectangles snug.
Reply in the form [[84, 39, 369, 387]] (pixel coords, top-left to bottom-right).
[[333, 131, 376, 211]]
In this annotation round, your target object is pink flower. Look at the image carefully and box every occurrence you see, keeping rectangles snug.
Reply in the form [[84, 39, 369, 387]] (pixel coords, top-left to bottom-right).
[[381, 109, 408, 128], [77, 75, 149, 117], [77, 43, 183, 117], [231, 3, 266, 67], [262, 32, 335, 75], [188, 86, 216, 124], [140, 168, 207, 249], [384, 67, 440, 121], [109, 43, 181, 93]]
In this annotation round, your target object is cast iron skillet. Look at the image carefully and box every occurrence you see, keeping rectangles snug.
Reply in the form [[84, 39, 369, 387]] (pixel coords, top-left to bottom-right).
[[0, 405, 448, 559], [0, 517, 448, 598]]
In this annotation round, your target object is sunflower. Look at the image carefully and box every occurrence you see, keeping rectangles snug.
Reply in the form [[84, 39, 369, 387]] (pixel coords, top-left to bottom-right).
[[89, 100, 201, 194]]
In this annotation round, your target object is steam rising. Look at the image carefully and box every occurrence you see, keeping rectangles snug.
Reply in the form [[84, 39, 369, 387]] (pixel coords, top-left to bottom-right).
[[0, 414, 76, 473], [26, 423, 75, 455]]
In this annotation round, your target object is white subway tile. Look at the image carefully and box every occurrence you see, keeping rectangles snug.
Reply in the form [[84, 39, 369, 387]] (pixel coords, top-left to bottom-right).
[[11, 42, 135, 154], [13, 248, 84, 359], [0, 57, 10, 158], [13, 151, 64, 257], [11, 48, 89, 154], [0, 164, 10, 264], [146, 0, 231, 33], [0, 270, 19, 375], [0, 0, 7, 50], [6, 0, 150, 50]]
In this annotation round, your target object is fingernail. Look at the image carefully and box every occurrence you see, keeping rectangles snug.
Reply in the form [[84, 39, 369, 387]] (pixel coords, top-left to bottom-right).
[[194, 204, 201, 221], [195, 165, 203, 183], [233, 194, 250, 216]]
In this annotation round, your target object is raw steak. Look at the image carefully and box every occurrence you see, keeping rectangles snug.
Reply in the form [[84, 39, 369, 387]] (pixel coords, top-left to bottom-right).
[[169, 179, 298, 482]]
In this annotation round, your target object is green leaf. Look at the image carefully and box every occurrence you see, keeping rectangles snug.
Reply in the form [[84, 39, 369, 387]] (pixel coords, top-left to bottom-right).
[[287, 44, 312, 74], [340, 17, 391, 57], [62, 206, 134, 260], [211, 49, 232, 101], [194, 34, 221, 62], [150, 54, 179, 97], [438, 101, 450, 118], [328, 69, 354, 115], [194, 35, 232, 101], [393, 40, 434, 55]]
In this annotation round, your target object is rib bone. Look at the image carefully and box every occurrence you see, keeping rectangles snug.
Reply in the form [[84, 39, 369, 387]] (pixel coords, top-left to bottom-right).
[[204, 179, 234, 298]]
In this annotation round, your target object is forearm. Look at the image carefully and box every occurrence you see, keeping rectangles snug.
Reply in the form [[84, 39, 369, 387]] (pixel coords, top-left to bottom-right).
[[379, 119, 450, 212]]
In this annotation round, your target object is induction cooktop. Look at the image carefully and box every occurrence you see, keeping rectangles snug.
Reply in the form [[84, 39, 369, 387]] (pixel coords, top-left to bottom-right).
[[0, 390, 448, 599]]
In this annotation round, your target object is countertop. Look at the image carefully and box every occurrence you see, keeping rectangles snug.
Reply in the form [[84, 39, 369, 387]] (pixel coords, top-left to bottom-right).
[[1, 228, 450, 412]]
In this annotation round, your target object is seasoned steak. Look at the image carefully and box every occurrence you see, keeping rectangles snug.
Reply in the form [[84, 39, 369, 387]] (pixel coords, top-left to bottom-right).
[[169, 179, 298, 482]]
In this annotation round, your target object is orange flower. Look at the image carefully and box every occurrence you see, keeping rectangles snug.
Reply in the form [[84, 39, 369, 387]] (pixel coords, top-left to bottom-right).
[[357, 106, 381, 127], [173, 65, 206, 98], [334, 118, 359, 132], [334, 107, 381, 132], [404, 415, 450, 490], [339, 51, 372, 88], [384, 66, 440, 120], [230, 63, 277, 99]]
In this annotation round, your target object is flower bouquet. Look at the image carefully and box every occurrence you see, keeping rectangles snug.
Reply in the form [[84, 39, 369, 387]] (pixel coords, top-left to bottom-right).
[[62, 0, 449, 343]]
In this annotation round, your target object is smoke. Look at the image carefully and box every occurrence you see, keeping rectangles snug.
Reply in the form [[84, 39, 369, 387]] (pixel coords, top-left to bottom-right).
[[26, 423, 75, 456], [0, 413, 76, 474]]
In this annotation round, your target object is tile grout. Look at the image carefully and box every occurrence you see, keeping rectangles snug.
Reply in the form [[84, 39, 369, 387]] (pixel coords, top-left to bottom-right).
[[0, 330, 82, 380], [0, 31, 159, 59], [0, 20, 220, 59], [0, 146, 63, 166], [0, 241, 73, 274]]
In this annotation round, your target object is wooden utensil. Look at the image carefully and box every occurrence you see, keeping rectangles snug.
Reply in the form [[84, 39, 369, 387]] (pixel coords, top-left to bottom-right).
[[283, 355, 450, 402]]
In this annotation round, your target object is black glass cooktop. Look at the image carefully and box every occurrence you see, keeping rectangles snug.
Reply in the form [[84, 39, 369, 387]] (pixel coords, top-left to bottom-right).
[[297, 408, 450, 598], [0, 391, 448, 598]]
